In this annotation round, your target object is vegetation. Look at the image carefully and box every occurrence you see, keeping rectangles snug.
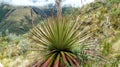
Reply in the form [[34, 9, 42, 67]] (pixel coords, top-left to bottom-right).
[[29, 17, 92, 67], [0, 4, 10, 21], [0, 0, 120, 67]]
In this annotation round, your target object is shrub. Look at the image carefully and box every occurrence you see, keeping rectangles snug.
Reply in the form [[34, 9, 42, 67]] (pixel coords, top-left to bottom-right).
[[29, 17, 91, 67]]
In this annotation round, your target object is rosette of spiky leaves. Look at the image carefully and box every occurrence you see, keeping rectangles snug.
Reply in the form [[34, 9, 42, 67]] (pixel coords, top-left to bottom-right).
[[30, 17, 91, 67]]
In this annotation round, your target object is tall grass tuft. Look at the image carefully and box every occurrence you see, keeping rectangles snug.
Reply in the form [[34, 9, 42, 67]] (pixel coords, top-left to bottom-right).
[[29, 16, 91, 67]]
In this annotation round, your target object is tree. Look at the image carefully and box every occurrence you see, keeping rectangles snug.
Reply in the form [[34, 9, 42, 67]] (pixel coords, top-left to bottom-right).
[[55, 0, 62, 19]]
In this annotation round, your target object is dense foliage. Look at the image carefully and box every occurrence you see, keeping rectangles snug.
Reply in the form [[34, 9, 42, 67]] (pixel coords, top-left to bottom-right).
[[0, 5, 10, 21]]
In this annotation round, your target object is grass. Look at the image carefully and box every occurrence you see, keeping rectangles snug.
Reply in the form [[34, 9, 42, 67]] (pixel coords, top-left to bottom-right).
[[29, 17, 92, 67], [0, 1, 120, 67]]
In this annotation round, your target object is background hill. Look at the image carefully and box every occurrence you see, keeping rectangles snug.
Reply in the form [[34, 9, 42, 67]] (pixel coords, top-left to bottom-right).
[[0, 4, 11, 21], [0, 1, 120, 67], [0, 4, 74, 35], [0, 5, 40, 35]]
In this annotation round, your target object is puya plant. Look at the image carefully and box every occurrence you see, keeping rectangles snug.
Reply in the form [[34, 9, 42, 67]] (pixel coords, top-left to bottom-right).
[[29, 17, 91, 67]]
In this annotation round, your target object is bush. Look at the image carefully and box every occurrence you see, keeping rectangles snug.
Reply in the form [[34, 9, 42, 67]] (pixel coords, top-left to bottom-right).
[[29, 17, 92, 67]]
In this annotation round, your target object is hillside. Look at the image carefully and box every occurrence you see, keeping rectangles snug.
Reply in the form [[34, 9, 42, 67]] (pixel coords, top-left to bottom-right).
[[78, 1, 120, 30], [77, 1, 120, 61], [0, 4, 11, 21], [0, 1, 120, 67], [0, 5, 74, 35], [0, 6, 40, 35]]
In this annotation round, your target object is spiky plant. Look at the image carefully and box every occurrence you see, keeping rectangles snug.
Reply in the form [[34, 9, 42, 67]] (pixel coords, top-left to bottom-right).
[[29, 17, 91, 67]]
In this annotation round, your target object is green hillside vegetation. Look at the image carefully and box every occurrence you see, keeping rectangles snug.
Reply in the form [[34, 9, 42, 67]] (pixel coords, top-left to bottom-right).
[[0, 5, 10, 21], [0, 1, 120, 67], [76, 1, 120, 58], [6, 7, 36, 21], [77, 1, 120, 29], [0, 6, 75, 35], [0, 7, 40, 35]]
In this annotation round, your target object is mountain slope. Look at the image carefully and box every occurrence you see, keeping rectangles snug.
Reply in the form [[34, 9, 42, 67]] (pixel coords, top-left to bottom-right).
[[78, 1, 120, 30], [0, 4, 11, 21], [0, 6, 39, 35]]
